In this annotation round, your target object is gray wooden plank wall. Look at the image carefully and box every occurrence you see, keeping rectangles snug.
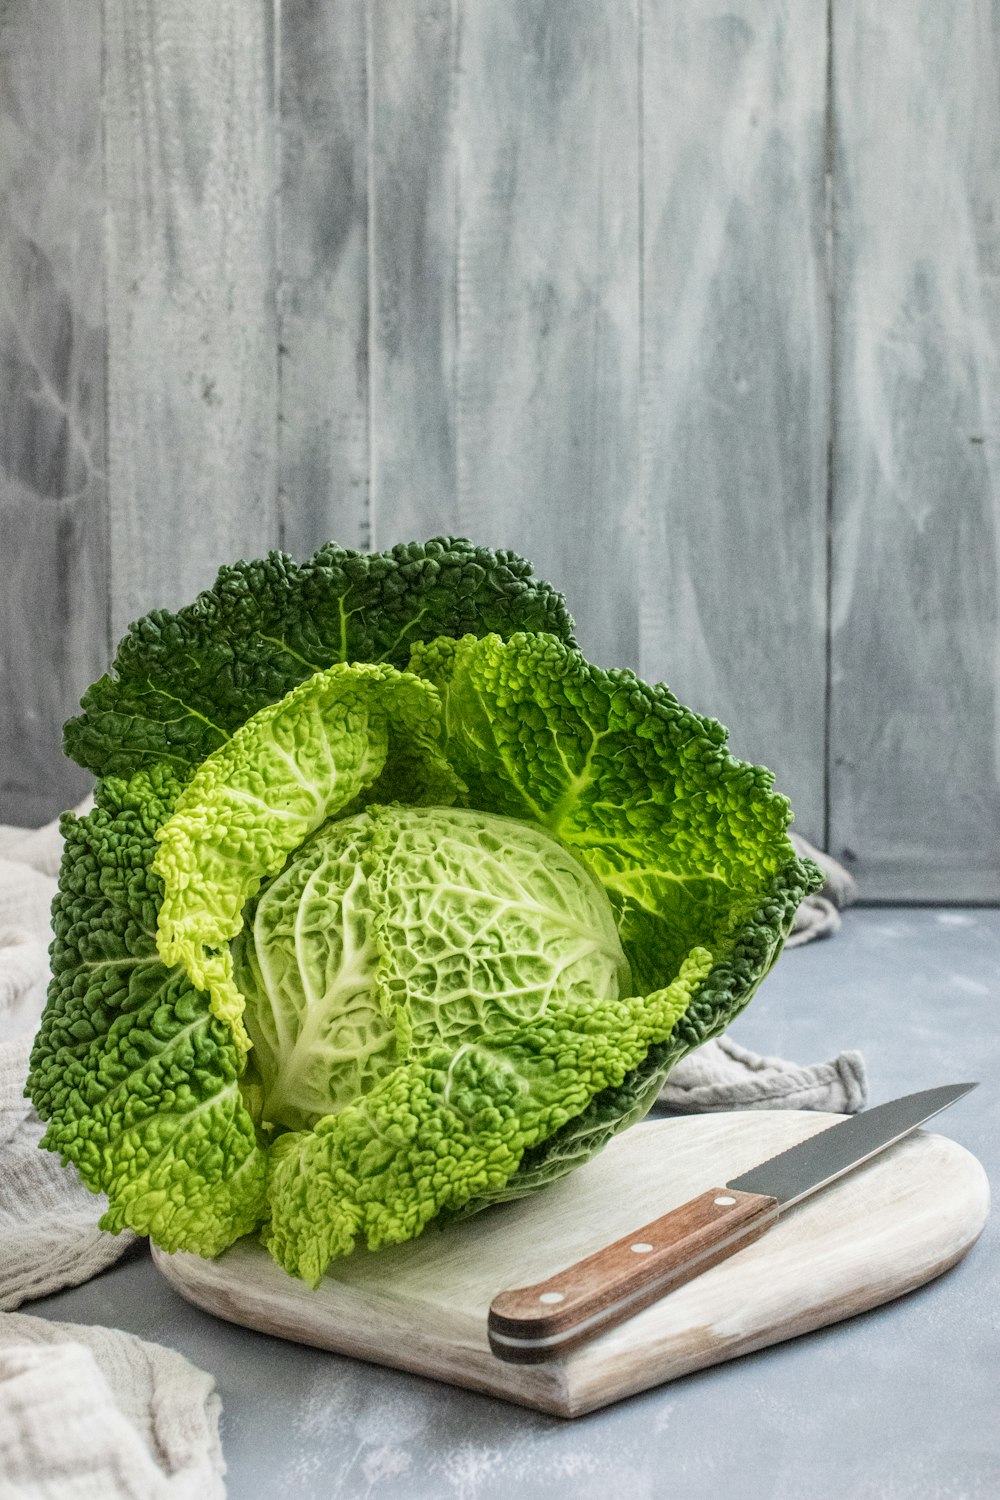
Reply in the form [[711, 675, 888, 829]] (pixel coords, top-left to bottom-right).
[[0, 0, 107, 825], [829, 0, 1000, 901], [104, 0, 278, 638], [1, 0, 998, 902], [639, 2, 830, 845]]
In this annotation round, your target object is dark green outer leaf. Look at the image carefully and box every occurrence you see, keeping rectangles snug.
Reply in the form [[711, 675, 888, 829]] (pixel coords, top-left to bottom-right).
[[64, 538, 576, 780], [26, 769, 268, 1255]]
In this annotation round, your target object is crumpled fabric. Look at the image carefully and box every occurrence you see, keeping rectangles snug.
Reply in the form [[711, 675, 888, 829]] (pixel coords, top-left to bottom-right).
[[785, 830, 858, 948], [0, 1319, 225, 1500], [659, 1033, 867, 1114], [0, 1032, 139, 1311]]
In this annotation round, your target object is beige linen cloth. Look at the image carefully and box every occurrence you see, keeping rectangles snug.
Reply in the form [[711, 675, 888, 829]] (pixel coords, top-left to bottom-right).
[[0, 806, 861, 1496]]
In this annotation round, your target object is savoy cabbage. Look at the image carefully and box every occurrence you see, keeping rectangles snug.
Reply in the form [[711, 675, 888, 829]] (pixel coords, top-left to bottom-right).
[[27, 537, 821, 1284]]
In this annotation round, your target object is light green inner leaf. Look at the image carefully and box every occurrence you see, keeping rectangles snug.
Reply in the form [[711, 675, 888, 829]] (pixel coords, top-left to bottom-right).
[[153, 662, 461, 1049]]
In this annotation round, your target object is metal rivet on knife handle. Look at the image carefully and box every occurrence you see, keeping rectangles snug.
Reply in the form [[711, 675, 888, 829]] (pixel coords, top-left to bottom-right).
[[487, 1188, 779, 1364]]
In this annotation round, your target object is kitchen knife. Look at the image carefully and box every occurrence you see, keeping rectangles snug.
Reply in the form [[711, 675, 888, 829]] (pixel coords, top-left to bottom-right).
[[487, 1082, 977, 1363]]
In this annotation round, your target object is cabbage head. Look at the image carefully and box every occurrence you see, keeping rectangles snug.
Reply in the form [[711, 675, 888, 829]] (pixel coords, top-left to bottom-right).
[[27, 537, 821, 1284]]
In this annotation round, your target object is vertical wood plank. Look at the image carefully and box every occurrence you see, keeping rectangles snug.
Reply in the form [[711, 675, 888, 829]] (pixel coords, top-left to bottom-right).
[[640, 2, 830, 841], [829, 0, 1000, 899], [368, 0, 458, 547], [451, 1, 641, 671], [104, 0, 279, 638], [0, 0, 107, 823], [278, 0, 370, 559]]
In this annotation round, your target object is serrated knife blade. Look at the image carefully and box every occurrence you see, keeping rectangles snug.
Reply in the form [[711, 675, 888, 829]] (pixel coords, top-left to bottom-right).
[[488, 1082, 978, 1363]]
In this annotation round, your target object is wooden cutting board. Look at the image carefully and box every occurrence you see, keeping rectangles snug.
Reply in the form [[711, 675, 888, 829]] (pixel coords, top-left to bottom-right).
[[153, 1110, 989, 1417]]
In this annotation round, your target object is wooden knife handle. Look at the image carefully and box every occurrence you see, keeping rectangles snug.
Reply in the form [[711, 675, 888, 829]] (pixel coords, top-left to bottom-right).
[[488, 1187, 779, 1364]]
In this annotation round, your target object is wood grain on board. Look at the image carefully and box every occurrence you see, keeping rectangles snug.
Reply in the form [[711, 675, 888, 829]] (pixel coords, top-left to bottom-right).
[[103, 0, 279, 638], [0, 0, 107, 824], [829, 0, 1000, 899], [278, 0, 370, 560], [451, 2, 642, 672], [639, 2, 831, 845], [153, 1110, 989, 1418]]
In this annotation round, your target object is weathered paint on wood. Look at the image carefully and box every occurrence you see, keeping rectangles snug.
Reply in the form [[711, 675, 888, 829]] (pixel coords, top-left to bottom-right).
[[103, 0, 279, 637], [2, 0, 998, 902], [278, 0, 370, 559], [0, 0, 107, 824], [829, 0, 1000, 900], [640, 2, 831, 848], [450, 2, 642, 672], [367, 0, 459, 544]]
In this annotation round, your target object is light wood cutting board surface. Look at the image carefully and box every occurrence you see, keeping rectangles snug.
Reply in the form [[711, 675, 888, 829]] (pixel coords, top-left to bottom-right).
[[153, 1110, 989, 1417]]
